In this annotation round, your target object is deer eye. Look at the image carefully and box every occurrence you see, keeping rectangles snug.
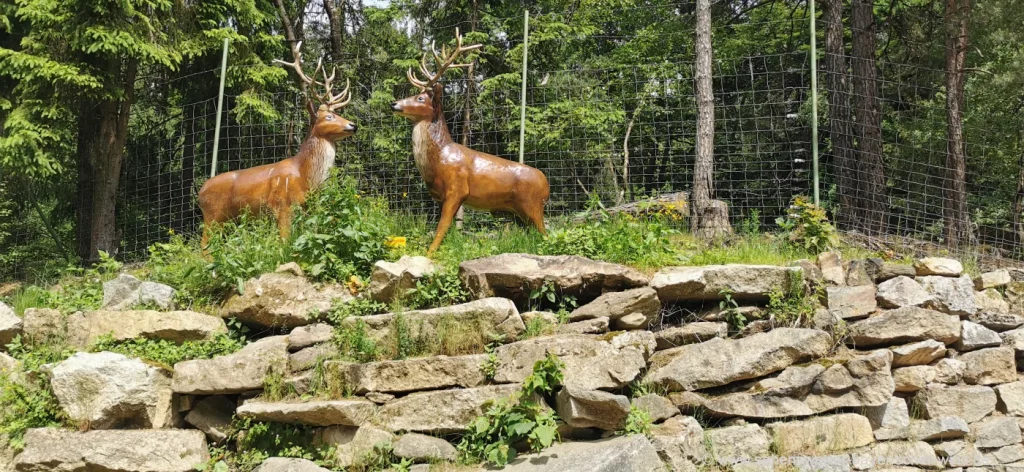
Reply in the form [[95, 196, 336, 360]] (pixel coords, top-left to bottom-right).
[[326, 115, 334, 120], [417, 96, 425, 102]]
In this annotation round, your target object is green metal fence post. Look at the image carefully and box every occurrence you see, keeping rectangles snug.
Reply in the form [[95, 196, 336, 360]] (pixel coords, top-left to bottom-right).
[[210, 37, 230, 178], [518, 10, 529, 164], [810, 0, 820, 206]]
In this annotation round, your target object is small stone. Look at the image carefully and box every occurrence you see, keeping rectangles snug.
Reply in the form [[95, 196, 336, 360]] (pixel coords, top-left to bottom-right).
[[793, 259, 825, 287], [972, 417, 1022, 449], [521, 310, 558, 325], [292, 343, 332, 372], [368, 256, 436, 304], [316, 425, 395, 467], [918, 275, 978, 317], [393, 433, 457, 462], [995, 380, 1024, 416], [275, 262, 304, 276], [0, 301, 21, 346], [915, 257, 964, 277], [555, 386, 630, 431], [906, 417, 970, 441], [976, 270, 1012, 290], [254, 458, 330, 472], [877, 276, 933, 309], [934, 359, 965, 384], [289, 323, 334, 350], [819, 252, 846, 285], [827, 285, 878, 319], [865, 397, 910, 430], [876, 263, 918, 282], [918, 384, 996, 423], [649, 416, 707, 469], [654, 322, 728, 350], [365, 392, 394, 404], [934, 440, 997, 468], [705, 424, 771, 466], [631, 394, 679, 423], [993, 445, 1024, 464], [848, 260, 875, 287], [960, 347, 1017, 385], [569, 287, 660, 323], [765, 413, 874, 455], [891, 340, 947, 367], [615, 312, 652, 330], [1000, 328, 1024, 357], [871, 441, 942, 468], [22, 307, 65, 341], [894, 366, 935, 393], [968, 312, 1024, 331], [557, 317, 610, 334], [975, 289, 1011, 315], [184, 396, 235, 443], [847, 306, 961, 347], [953, 321, 1002, 351]]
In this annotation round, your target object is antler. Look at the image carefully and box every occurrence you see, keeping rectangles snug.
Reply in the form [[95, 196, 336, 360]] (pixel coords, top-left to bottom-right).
[[407, 27, 482, 91], [275, 41, 328, 103], [321, 66, 351, 111]]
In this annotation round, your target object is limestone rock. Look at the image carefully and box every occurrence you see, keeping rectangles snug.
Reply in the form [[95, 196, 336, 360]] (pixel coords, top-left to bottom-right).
[[341, 298, 525, 345], [236, 399, 375, 427], [793, 259, 824, 287], [1001, 328, 1024, 357], [934, 358, 965, 384], [172, 335, 289, 394], [653, 322, 728, 350], [891, 340, 947, 367], [369, 256, 436, 303], [918, 384, 996, 423], [378, 384, 520, 434], [652, 264, 802, 302], [0, 302, 21, 346], [102, 274, 177, 311], [766, 414, 874, 455], [706, 424, 771, 466], [21, 308, 64, 341], [316, 425, 394, 467], [67, 310, 227, 348], [558, 317, 610, 334], [222, 272, 352, 328], [995, 380, 1024, 415], [459, 254, 648, 306], [569, 287, 660, 322], [493, 335, 646, 390], [819, 252, 846, 285], [894, 366, 935, 393], [993, 445, 1024, 464], [876, 417, 970, 441], [960, 347, 1017, 385], [918, 275, 978, 317], [289, 323, 334, 350], [975, 289, 1011, 315], [870, 441, 942, 469], [876, 277, 933, 309], [184, 395, 235, 443], [335, 354, 487, 394], [847, 260, 875, 287], [934, 440, 997, 468], [253, 457, 332, 472], [289, 344, 338, 372], [649, 416, 707, 470], [616, 312, 653, 330], [50, 352, 174, 429], [392, 433, 457, 463], [644, 328, 831, 391], [954, 321, 1002, 351], [876, 263, 917, 282], [555, 386, 630, 431], [632, 394, 679, 423], [827, 285, 878, 319], [13, 428, 208, 472], [976, 270, 1012, 290], [498, 434, 665, 472], [847, 306, 961, 347], [971, 417, 1022, 449], [915, 258, 964, 277], [968, 312, 1024, 332], [865, 397, 910, 431]]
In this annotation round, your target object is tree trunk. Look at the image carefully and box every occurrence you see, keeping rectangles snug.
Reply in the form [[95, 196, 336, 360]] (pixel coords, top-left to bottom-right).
[[825, 0, 857, 230], [323, 0, 345, 62], [851, 0, 887, 235], [75, 100, 95, 262], [1014, 135, 1024, 244], [943, 0, 973, 247], [691, 0, 728, 239]]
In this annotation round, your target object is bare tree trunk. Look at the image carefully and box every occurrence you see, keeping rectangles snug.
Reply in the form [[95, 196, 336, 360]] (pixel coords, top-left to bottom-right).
[[825, 0, 857, 230], [75, 101, 95, 262], [1015, 135, 1024, 244], [323, 0, 346, 62], [851, 0, 887, 235], [691, 0, 729, 239], [943, 0, 973, 247]]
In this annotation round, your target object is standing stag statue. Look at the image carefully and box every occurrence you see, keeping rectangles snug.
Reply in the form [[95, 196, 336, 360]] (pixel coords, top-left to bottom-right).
[[198, 42, 357, 248], [392, 29, 550, 255]]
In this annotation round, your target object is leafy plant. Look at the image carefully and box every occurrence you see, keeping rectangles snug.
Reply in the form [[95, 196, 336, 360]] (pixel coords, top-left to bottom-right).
[[401, 268, 470, 310], [458, 352, 564, 466], [332, 318, 380, 363], [738, 209, 761, 236], [766, 270, 818, 327], [528, 280, 578, 314], [621, 406, 653, 437], [203, 213, 291, 294], [1, 336, 75, 449], [90, 333, 245, 369], [718, 289, 747, 331], [776, 196, 838, 254]]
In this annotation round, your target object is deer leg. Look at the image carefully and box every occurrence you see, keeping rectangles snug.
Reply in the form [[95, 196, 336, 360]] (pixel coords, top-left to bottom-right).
[[428, 195, 466, 256], [276, 205, 293, 240]]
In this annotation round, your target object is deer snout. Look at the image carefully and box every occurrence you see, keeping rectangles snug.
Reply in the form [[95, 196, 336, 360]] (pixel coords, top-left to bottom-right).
[[391, 101, 401, 112], [346, 123, 357, 133]]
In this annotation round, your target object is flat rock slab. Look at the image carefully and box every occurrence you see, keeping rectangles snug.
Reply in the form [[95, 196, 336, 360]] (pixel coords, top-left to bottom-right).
[[236, 399, 376, 427], [890, 340, 947, 367], [651, 264, 802, 302], [644, 328, 831, 392], [917, 384, 996, 423], [0, 301, 21, 346], [254, 458, 333, 472], [172, 335, 289, 394], [569, 287, 660, 322], [493, 334, 647, 390], [335, 354, 487, 394], [378, 384, 519, 434], [392, 433, 458, 462], [498, 434, 665, 472], [765, 414, 874, 456], [289, 323, 334, 350], [827, 285, 878, 319], [653, 322, 727, 350], [341, 297, 525, 344], [914, 257, 963, 277], [368, 256, 436, 304], [222, 272, 352, 328], [555, 386, 631, 431], [918, 275, 978, 317], [67, 310, 227, 348], [14, 428, 208, 472], [459, 253, 649, 306], [876, 276, 932, 309], [847, 306, 961, 348]]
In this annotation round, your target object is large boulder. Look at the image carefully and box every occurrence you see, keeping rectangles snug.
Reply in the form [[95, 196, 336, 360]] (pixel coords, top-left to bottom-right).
[[498, 434, 664, 472], [651, 264, 801, 302], [493, 334, 647, 391], [826, 285, 877, 319], [644, 328, 831, 392], [459, 253, 648, 306], [917, 384, 996, 423], [340, 298, 525, 345], [102, 274, 177, 311], [222, 272, 352, 328], [253, 458, 332, 472], [876, 276, 932, 309], [368, 256, 436, 304], [377, 384, 519, 434], [847, 306, 961, 347], [0, 301, 21, 346], [50, 352, 174, 429], [959, 346, 1017, 385], [555, 386, 631, 431], [914, 257, 963, 277], [331, 354, 487, 394], [67, 310, 227, 348], [236, 399, 376, 427], [13, 428, 208, 472], [918, 275, 977, 317], [653, 322, 728, 350], [765, 414, 874, 455], [569, 287, 661, 329], [172, 335, 289, 394]]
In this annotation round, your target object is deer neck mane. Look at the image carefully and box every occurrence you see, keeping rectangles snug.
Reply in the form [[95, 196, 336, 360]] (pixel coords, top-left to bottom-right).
[[297, 134, 336, 188], [412, 112, 452, 182]]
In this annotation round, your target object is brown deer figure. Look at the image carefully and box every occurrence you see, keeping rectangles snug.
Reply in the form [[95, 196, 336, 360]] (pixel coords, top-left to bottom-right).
[[392, 29, 550, 255], [198, 42, 357, 248]]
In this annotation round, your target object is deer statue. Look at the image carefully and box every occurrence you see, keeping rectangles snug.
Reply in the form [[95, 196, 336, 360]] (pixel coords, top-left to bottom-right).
[[198, 41, 357, 248], [392, 29, 550, 255]]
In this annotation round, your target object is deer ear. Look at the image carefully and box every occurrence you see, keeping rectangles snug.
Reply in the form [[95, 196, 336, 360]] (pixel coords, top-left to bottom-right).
[[430, 83, 444, 123]]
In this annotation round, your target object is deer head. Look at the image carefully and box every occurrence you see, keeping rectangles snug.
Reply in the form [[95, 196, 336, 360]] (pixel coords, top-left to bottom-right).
[[276, 41, 357, 140], [392, 28, 481, 123]]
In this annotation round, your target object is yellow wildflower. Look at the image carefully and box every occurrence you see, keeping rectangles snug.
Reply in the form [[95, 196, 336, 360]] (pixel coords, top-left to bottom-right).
[[385, 236, 407, 249]]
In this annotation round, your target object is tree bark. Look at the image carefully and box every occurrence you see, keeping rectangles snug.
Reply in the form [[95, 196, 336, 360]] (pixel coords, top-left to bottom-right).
[[825, 0, 857, 230], [323, 0, 345, 62], [851, 0, 887, 235], [1014, 134, 1024, 244], [76, 100, 96, 262], [943, 0, 973, 247], [692, 0, 728, 238]]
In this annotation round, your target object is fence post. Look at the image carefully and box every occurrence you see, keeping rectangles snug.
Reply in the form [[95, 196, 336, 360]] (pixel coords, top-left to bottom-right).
[[518, 10, 529, 164], [210, 37, 230, 178], [809, 0, 820, 206]]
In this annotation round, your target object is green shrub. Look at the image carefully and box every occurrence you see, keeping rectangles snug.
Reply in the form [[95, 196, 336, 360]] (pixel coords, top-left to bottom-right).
[[1, 336, 75, 449], [203, 213, 290, 294], [540, 213, 680, 268], [621, 406, 653, 437], [401, 268, 470, 310], [776, 196, 838, 254], [766, 270, 818, 326], [146, 233, 218, 307], [90, 333, 245, 369], [540, 226, 599, 258], [199, 418, 337, 472], [332, 318, 380, 363], [458, 352, 564, 466]]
